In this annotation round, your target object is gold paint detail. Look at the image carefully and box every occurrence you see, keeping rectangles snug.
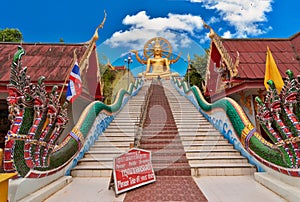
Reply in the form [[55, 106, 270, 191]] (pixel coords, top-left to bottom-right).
[[241, 124, 254, 147], [71, 127, 85, 144], [203, 21, 239, 79], [79, 10, 107, 74], [7, 131, 55, 149], [273, 136, 300, 148]]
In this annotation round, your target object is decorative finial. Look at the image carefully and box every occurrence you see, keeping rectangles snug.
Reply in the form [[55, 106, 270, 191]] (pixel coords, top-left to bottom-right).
[[202, 19, 215, 39], [92, 10, 107, 41], [202, 19, 210, 30]]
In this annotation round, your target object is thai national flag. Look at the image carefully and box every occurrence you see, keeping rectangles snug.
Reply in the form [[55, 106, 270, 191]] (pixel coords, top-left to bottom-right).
[[66, 62, 82, 102]]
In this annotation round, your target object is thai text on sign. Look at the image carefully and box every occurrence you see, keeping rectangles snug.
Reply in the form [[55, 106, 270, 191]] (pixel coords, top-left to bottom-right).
[[113, 148, 156, 194]]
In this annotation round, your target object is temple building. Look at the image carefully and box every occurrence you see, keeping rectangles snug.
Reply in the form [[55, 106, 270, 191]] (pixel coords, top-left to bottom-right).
[[0, 34, 102, 148], [106, 62, 126, 71], [204, 25, 300, 135]]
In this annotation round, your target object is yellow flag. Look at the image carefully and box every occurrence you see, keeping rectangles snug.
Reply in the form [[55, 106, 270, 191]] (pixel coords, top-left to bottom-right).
[[264, 46, 284, 93]]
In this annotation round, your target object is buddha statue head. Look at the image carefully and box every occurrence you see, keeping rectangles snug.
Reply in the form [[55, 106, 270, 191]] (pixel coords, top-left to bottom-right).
[[153, 38, 162, 57]]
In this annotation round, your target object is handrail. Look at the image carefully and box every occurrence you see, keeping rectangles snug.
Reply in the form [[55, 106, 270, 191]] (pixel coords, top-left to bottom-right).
[[134, 80, 154, 147]]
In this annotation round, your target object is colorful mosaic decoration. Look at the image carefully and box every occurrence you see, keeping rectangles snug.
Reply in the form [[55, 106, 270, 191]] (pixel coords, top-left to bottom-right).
[[3, 46, 143, 178], [256, 70, 300, 169], [172, 75, 300, 177]]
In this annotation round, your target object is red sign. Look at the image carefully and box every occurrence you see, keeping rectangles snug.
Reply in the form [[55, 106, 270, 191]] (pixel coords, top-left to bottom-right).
[[113, 148, 156, 194]]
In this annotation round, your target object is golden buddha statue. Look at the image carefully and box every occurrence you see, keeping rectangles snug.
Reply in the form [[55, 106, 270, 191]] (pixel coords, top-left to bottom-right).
[[131, 37, 180, 79]]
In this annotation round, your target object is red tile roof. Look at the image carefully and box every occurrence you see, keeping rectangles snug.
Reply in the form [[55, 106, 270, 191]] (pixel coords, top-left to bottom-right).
[[222, 32, 300, 79], [114, 66, 126, 70], [0, 43, 88, 83]]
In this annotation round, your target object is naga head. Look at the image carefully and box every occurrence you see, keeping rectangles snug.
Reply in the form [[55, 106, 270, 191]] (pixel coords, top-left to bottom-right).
[[267, 80, 276, 89], [13, 46, 26, 65]]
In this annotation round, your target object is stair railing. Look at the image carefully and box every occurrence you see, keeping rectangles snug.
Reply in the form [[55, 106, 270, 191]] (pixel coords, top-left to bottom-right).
[[134, 81, 153, 147]]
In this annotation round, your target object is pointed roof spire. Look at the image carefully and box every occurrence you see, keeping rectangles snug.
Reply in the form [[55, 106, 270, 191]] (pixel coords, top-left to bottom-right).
[[92, 10, 107, 42]]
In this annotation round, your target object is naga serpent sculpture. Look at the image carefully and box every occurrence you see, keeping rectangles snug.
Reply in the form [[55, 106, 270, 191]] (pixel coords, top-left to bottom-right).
[[4, 46, 143, 178], [172, 70, 300, 176]]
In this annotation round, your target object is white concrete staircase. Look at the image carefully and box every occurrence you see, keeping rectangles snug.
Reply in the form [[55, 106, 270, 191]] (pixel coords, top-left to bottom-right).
[[71, 83, 150, 177], [163, 81, 257, 176]]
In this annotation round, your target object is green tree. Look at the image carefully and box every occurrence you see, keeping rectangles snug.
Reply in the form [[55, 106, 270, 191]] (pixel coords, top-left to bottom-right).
[[190, 50, 209, 78], [102, 68, 116, 104], [184, 51, 208, 93], [0, 28, 23, 42]]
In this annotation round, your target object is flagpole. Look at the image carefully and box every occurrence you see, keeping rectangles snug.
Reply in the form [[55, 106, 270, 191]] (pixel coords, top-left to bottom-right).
[[58, 49, 77, 100]]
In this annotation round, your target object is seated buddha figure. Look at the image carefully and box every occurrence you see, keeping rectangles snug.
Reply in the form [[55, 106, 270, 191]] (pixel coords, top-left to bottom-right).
[[131, 37, 180, 79]]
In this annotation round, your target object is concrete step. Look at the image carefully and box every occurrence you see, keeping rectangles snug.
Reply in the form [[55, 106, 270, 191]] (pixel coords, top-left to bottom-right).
[[142, 132, 179, 136], [184, 144, 234, 150], [104, 128, 135, 133], [254, 172, 300, 202], [185, 149, 241, 157], [71, 166, 112, 177], [178, 127, 217, 132], [182, 140, 229, 145], [109, 122, 140, 126], [77, 159, 113, 167], [191, 166, 256, 176], [179, 132, 221, 136], [95, 136, 134, 141], [175, 122, 211, 126], [90, 143, 130, 148], [93, 141, 133, 146], [180, 135, 225, 141], [188, 157, 249, 164], [140, 138, 182, 143], [78, 159, 114, 169], [106, 124, 136, 129], [185, 148, 238, 153], [70, 86, 146, 178], [78, 157, 114, 162], [114, 114, 141, 118], [84, 152, 123, 159], [102, 132, 135, 137], [141, 144, 185, 150], [110, 118, 140, 122], [101, 132, 135, 136], [88, 147, 129, 152], [18, 176, 73, 202]]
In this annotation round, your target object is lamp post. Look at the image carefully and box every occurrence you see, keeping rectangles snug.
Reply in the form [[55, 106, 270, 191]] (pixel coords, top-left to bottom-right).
[[187, 63, 193, 87], [187, 53, 191, 87], [124, 53, 133, 87]]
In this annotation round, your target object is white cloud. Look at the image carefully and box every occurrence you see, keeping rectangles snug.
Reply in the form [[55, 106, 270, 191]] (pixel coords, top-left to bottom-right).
[[222, 30, 233, 38], [207, 16, 220, 24], [190, 0, 273, 37], [199, 31, 211, 44], [104, 11, 204, 51]]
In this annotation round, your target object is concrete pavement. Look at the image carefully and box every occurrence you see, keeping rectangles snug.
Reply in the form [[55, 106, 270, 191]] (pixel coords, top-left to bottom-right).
[[44, 174, 286, 202]]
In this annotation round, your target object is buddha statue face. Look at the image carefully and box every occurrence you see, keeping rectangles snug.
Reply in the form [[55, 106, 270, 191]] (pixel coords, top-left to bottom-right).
[[153, 39, 162, 56]]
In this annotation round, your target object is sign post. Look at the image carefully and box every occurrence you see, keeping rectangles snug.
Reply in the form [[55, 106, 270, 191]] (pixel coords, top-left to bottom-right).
[[112, 148, 156, 195]]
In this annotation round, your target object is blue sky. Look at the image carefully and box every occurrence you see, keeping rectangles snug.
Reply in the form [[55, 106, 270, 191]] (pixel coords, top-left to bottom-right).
[[1, 0, 300, 76]]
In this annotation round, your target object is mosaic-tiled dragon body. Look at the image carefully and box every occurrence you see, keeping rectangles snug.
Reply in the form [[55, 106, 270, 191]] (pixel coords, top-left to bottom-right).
[[172, 70, 300, 176], [256, 71, 300, 169], [4, 46, 70, 176]]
